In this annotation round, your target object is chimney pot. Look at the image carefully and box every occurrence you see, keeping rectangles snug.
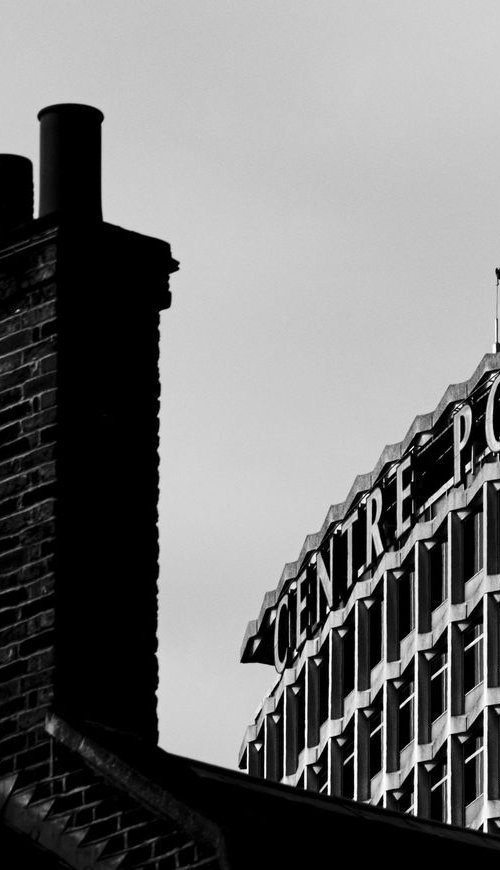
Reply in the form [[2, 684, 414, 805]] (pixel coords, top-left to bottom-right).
[[0, 155, 33, 236], [38, 103, 104, 221]]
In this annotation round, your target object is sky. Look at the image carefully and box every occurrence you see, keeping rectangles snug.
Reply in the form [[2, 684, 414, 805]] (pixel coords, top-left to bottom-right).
[[2, 0, 500, 768]]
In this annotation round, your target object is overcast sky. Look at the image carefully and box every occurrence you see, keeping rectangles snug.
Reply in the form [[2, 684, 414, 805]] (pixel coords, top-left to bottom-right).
[[3, 1, 500, 768]]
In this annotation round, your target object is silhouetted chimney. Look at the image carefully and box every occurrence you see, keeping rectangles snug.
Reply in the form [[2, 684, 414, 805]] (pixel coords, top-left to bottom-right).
[[38, 103, 104, 220], [0, 154, 33, 235], [0, 106, 178, 761]]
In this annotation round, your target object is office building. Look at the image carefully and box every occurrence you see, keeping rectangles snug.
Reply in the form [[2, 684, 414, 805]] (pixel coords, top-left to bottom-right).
[[240, 354, 500, 832]]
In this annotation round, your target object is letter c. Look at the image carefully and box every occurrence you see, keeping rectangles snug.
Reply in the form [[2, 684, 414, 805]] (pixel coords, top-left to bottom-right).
[[274, 595, 290, 673]]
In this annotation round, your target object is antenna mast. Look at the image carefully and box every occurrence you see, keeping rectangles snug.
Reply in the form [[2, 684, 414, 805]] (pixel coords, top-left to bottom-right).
[[494, 268, 500, 353]]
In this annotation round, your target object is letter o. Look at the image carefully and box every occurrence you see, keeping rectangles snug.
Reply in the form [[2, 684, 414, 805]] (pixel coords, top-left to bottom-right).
[[486, 372, 500, 452]]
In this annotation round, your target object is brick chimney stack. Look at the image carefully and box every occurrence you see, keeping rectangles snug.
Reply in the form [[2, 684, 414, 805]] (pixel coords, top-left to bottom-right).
[[0, 105, 178, 784]]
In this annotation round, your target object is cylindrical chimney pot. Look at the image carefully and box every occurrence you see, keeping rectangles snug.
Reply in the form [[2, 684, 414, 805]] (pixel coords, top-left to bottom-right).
[[38, 103, 104, 221], [0, 155, 33, 236]]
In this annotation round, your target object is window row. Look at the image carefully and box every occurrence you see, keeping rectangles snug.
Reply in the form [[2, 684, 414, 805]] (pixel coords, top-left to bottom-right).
[[249, 599, 489, 778], [249, 722, 492, 828]]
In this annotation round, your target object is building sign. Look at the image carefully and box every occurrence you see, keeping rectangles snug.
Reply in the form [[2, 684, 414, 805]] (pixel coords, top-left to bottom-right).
[[267, 369, 500, 673]]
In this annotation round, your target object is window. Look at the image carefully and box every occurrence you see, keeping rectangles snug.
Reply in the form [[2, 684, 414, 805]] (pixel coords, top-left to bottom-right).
[[318, 653, 329, 728], [398, 789, 414, 815], [464, 732, 484, 806], [369, 595, 383, 670], [295, 671, 306, 758], [398, 670, 415, 753], [318, 538, 332, 619], [396, 774, 415, 815], [318, 767, 329, 795], [285, 674, 305, 776], [296, 565, 318, 643], [307, 651, 329, 748], [430, 647, 448, 722], [248, 725, 264, 777], [464, 612, 484, 694], [399, 569, 415, 641], [369, 709, 383, 780], [463, 508, 483, 581], [430, 757, 448, 823], [430, 537, 447, 611], [311, 746, 329, 795], [343, 618, 355, 698], [342, 726, 355, 799], [266, 697, 283, 782]]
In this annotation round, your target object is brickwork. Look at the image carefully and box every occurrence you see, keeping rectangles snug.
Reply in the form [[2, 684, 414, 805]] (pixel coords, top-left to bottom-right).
[[0, 218, 187, 867], [0, 730, 220, 869], [0, 219, 175, 756], [0, 231, 58, 784]]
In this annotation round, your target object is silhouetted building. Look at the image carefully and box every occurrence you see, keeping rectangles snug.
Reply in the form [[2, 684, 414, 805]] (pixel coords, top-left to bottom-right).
[[240, 354, 500, 833], [2, 105, 500, 867]]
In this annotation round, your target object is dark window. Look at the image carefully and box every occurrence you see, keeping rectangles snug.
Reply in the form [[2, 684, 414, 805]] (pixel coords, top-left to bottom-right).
[[248, 725, 265, 777], [430, 538, 447, 611], [396, 774, 415, 815], [285, 673, 305, 776], [308, 651, 329, 748], [464, 615, 484, 694], [318, 767, 328, 794], [399, 569, 415, 641], [430, 758, 447, 822], [398, 671, 414, 752], [430, 647, 448, 722], [352, 513, 366, 582], [463, 509, 484, 581], [318, 653, 329, 727], [315, 746, 329, 795], [370, 595, 383, 670], [266, 697, 284, 782], [369, 709, 383, 780], [342, 727, 355, 799], [397, 789, 414, 814], [464, 732, 484, 806], [343, 619, 355, 698], [333, 530, 348, 608], [296, 671, 306, 757], [296, 565, 318, 643], [317, 539, 332, 622]]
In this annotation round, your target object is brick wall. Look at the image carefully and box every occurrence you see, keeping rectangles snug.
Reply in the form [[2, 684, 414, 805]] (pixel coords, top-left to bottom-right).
[[0, 219, 176, 777], [1, 727, 220, 869], [0, 231, 58, 785]]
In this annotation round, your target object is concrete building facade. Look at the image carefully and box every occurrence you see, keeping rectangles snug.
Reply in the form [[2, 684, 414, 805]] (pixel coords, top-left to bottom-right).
[[240, 354, 500, 833]]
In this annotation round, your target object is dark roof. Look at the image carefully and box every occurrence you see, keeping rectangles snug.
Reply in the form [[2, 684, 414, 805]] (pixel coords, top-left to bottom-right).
[[24, 712, 500, 868]]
